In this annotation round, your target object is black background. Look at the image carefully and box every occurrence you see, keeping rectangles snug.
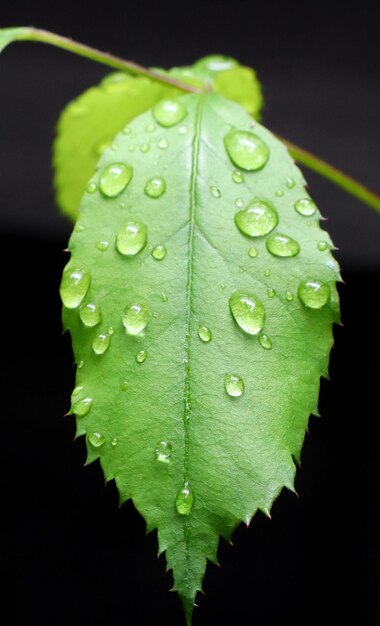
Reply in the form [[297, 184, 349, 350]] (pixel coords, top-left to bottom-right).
[[1, 2, 379, 625]]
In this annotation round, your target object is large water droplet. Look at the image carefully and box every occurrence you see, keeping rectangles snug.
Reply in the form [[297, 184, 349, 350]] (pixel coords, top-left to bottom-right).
[[298, 280, 330, 309], [89, 432, 105, 448], [92, 332, 111, 355], [144, 176, 166, 198], [175, 482, 194, 515], [153, 99, 187, 127], [151, 244, 167, 260], [294, 197, 317, 216], [60, 268, 90, 309], [258, 333, 272, 350], [155, 440, 172, 462], [229, 291, 265, 335], [99, 163, 133, 198], [116, 221, 147, 256], [136, 349, 148, 363], [224, 130, 270, 171], [224, 373, 244, 397], [122, 302, 150, 335], [72, 397, 93, 416], [198, 325, 212, 342], [234, 200, 278, 237], [79, 302, 102, 327], [266, 233, 300, 257], [232, 170, 244, 184]]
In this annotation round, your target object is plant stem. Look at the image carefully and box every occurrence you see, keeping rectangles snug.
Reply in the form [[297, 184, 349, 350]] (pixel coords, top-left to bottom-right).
[[10, 27, 201, 94], [281, 136, 380, 214]]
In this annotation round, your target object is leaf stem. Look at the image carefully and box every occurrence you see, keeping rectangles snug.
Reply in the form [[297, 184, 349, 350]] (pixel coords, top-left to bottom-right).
[[281, 136, 380, 214], [7, 27, 201, 94]]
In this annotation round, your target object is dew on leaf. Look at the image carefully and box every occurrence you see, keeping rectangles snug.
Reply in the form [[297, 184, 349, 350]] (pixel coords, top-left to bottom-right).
[[120, 381, 128, 392], [248, 247, 258, 257], [72, 397, 93, 417], [294, 197, 317, 216], [144, 177, 166, 198], [71, 386, 83, 399], [298, 280, 330, 309], [264, 269, 271, 277], [275, 189, 284, 197], [89, 432, 105, 448], [145, 123, 156, 133], [77, 360, 84, 369], [116, 221, 147, 256], [111, 143, 119, 152], [128, 144, 135, 152], [235, 198, 244, 208], [122, 126, 131, 134], [155, 440, 172, 462], [161, 292, 168, 302], [224, 373, 244, 397], [60, 268, 90, 309], [234, 199, 278, 237], [136, 350, 148, 363], [229, 291, 266, 335], [96, 241, 109, 252], [198, 325, 212, 342], [79, 302, 101, 327], [122, 302, 150, 335], [111, 437, 118, 447], [266, 287, 276, 298], [266, 233, 300, 257], [258, 333, 272, 350], [210, 186, 221, 198], [232, 170, 244, 184], [152, 244, 167, 260], [178, 125, 188, 135], [224, 130, 270, 171], [86, 181, 97, 194], [153, 99, 187, 127], [318, 241, 329, 251], [140, 143, 150, 153], [285, 291, 294, 302], [158, 138, 169, 149], [176, 482, 194, 515], [99, 163, 133, 198], [92, 332, 111, 355], [286, 177, 296, 189]]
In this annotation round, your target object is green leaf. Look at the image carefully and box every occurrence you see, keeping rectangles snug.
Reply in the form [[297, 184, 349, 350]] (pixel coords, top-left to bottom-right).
[[0, 27, 31, 52], [61, 93, 340, 624], [53, 57, 263, 221]]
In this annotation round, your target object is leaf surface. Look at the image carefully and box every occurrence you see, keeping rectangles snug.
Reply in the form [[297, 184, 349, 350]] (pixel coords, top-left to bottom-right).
[[61, 93, 340, 624], [53, 57, 262, 220]]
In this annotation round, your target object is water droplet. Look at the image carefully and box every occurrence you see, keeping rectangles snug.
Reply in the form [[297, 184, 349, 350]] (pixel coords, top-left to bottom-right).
[[161, 292, 168, 302], [116, 221, 147, 256], [108, 326, 114, 335], [175, 482, 194, 515], [235, 198, 244, 208], [120, 381, 128, 392], [266, 233, 300, 257], [71, 386, 83, 398], [99, 163, 133, 198], [92, 332, 111, 355], [178, 125, 188, 135], [153, 99, 187, 127], [198, 325, 212, 342], [136, 350, 148, 364], [111, 437, 118, 447], [95, 140, 110, 157], [285, 291, 294, 302], [74, 223, 84, 233], [275, 189, 284, 197], [210, 186, 221, 198], [77, 360, 84, 369], [266, 287, 276, 298], [122, 126, 131, 134], [60, 268, 90, 309], [286, 177, 296, 189], [144, 177, 166, 198], [294, 197, 317, 216], [140, 143, 150, 153], [155, 440, 172, 462], [224, 130, 270, 171], [128, 144, 135, 152], [158, 138, 169, 149], [298, 280, 330, 309], [152, 244, 167, 260], [122, 302, 150, 335], [145, 123, 156, 133], [229, 291, 265, 335], [96, 241, 109, 251], [248, 247, 258, 257], [111, 143, 119, 151], [232, 170, 244, 184], [79, 302, 102, 327], [86, 181, 97, 194], [258, 333, 272, 350], [89, 432, 105, 448], [264, 269, 271, 277], [235, 199, 278, 238], [224, 373, 244, 397], [318, 241, 329, 251], [72, 397, 93, 416], [69, 103, 88, 117]]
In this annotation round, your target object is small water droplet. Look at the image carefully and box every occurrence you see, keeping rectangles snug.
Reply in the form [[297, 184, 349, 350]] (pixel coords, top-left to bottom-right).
[[210, 186, 221, 198], [258, 333, 272, 350], [298, 280, 330, 309], [60, 268, 90, 309], [99, 163, 133, 198], [79, 302, 102, 327], [285, 291, 294, 301], [158, 138, 169, 149], [153, 99, 187, 127], [111, 437, 118, 447], [175, 482, 194, 515], [108, 326, 114, 335], [275, 189, 284, 197], [96, 241, 109, 251], [145, 123, 156, 133], [92, 332, 111, 355], [72, 397, 93, 416], [248, 247, 258, 257], [318, 241, 329, 251], [266, 233, 300, 257], [224, 373, 244, 397], [122, 302, 150, 335], [234, 199, 278, 237], [152, 244, 167, 260], [295, 197, 317, 216], [86, 181, 97, 194], [140, 143, 150, 153], [286, 177, 296, 189], [266, 287, 276, 298], [229, 291, 265, 335], [69, 103, 88, 117], [232, 170, 244, 184], [128, 144, 135, 152], [120, 381, 128, 392], [77, 360, 84, 369], [178, 125, 188, 135], [144, 177, 166, 198], [116, 220, 147, 256], [122, 126, 131, 134], [198, 325, 212, 342], [155, 440, 172, 462], [136, 350, 148, 364], [235, 198, 244, 208], [161, 292, 168, 302], [224, 130, 270, 171], [220, 283, 226, 290], [95, 140, 110, 157], [74, 223, 84, 233], [264, 269, 271, 277], [89, 432, 105, 448], [111, 143, 119, 151], [71, 386, 83, 398]]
